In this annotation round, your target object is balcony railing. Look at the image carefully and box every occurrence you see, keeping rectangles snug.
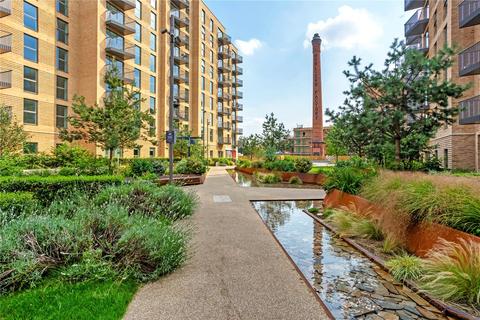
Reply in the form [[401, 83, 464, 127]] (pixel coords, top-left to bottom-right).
[[174, 91, 189, 103], [106, 11, 135, 35], [0, 33, 12, 54], [232, 53, 243, 64], [459, 41, 480, 76], [233, 103, 243, 111], [406, 35, 428, 55], [217, 136, 231, 144], [218, 76, 231, 87], [171, 0, 189, 10], [232, 66, 243, 75], [404, 0, 425, 11], [217, 91, 230, 101], [106, 37, 135, 60], [405, 7, 429, 37], [174, 33, 189, 47], [218, 122, 231, 130], [218, 33, 232, 45], [174, 51, 189, 65], [0, 0, 12, 17], [232, 78, 243, 87], [173, 71, 189, 84], [217, 104, 224, 114], [218, 62, 231, 73], [108, 0, 135, 11], [0, 70, 12, 89], [459, 95, 480, 124], [232, 90, 243, 99], [218, 46, 229, 59], [233, 115, 243, 123], [459, 0, 480, 28], [235, 128, 243, 135], [174, 107, 189, 121], [172, 10, 189, 28]]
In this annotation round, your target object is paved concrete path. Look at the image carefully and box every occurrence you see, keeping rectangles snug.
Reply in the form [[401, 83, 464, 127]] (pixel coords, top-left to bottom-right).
[[124, 167, 329, 320]]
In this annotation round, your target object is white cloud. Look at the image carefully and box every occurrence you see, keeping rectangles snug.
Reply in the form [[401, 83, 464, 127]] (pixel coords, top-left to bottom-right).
[[234, 38, 263, 56], [304, 6, 383, 50]]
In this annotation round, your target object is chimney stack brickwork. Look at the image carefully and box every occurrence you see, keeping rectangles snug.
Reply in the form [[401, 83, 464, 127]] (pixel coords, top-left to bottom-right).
[[311, 33, 324, 156]]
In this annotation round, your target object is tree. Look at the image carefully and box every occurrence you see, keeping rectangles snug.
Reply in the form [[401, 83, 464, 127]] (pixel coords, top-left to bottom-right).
[[238, 134, 263, 159], [329, 40, 468, 165], [261, 113, 290, 153], [325, 125, 348, 162], [61, 66, 155, 168], [173, 128, 203, 158], [0, 104, 29, 156]]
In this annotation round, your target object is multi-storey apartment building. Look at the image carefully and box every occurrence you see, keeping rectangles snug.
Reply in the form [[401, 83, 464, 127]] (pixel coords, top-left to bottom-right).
[[404, 0, 480, 170], [0, 0, 243, 158]]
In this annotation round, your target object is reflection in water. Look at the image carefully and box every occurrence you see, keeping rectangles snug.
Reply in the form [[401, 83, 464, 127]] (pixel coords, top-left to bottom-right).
[[251, 201, 432, 320], [229, 171, 322, 189]]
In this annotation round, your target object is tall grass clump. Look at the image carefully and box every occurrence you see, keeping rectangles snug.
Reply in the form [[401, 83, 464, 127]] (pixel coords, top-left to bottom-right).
[[421, 239, 480, 306], [326, 208, 383, 240], [386, 254, 423, 282], [323, 166, 376, 195]]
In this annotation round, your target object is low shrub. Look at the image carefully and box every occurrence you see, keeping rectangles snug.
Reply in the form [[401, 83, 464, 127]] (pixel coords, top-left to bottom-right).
[[335, 156, 373, 170], [236, 159, 251, 169], [0, 192, 37, 213], [323, 167, 375, 195], [130, 159, 154, 176], [288, 176, 303, 185], [263, 159, 295, 172], [382, 236, 401, 254], [294, 158, 313, 173], [386, 254, 423, 282], [216, 158, 234, 166], [422, 239, 480, 305], [0, 175, 123, 204], [307, 207, 319, 214], [251, 160, 264, 169], [175, 158, 207, 175], [95, 182, 198, 220], [254, 172, 281, 184]]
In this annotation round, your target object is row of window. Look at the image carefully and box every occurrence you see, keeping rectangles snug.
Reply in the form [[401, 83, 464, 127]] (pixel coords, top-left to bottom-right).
[[23, 98, 67, 128], [134, 46, 156, 72], [23, 67, 68, 99], [24, 34, 68, 73], [24, 1, 69, 44]]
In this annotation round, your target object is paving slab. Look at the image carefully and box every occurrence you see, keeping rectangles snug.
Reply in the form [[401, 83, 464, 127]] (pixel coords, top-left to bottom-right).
[[124, 167, 329, 320]]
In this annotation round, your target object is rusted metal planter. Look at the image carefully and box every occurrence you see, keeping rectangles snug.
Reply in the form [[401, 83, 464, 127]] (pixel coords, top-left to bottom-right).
[[235, 167, 327, 185], [323, 189, 480, 257], [156, 174, 206, 186]]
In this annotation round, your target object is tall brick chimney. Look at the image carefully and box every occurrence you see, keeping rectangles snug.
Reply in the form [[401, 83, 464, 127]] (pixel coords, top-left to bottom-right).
[[311, 33, 324, 156]]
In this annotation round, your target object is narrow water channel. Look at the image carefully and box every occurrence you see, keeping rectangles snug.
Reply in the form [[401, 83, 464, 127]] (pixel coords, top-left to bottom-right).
[[252, 201, 447, 320]]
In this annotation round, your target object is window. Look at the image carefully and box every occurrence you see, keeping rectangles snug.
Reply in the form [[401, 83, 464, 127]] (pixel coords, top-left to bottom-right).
[[150, 0, 156, 8], [443, 149, 449, 169], [24, 2, 38, 31], [56, 76, 68, 100], [209, 128, 213, 142], [23, 99, 37, 124], [150, 75, 156, 93], [149, 147, 155, 158], [149, 54, 156, 72], [209, 97, 213, 110], [133, 93, 141, 109], [150, 12, 157, 30], [201, 60, 205, 74], [209, 81, 213, 94], [201, 9, 206, 24], [135, 22, 141, 42], [201, 43, 205, 57], [149, 97, 155, 113], [209, 34, 214, 47], [24, 34, 38, 62], [184, 106, 189, 121], [24, 142, 38, 154], [201, 76, 205, 90], [56, 47, 68, 72], [210, 19, 214, 32], [134, 68, 141, 87], [135, 0, 141, 18], [24, 66, 38, 93], [133, 148, 140, 158], [134, 45, 141, 64], [201, 93, 205, 110], [56, 105, 68, 128], [209, 66, 213, 78], [201, 26, 206, 41], [150, 33, 156, 51], [56, 19, 69, 44], [56, 0, 68, 16], [209, 50, 213, 63]]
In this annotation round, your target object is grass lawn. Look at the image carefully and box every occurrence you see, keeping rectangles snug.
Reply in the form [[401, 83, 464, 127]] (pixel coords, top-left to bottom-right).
[[0, 279, 138, 320], [308, 166, 334, 174]]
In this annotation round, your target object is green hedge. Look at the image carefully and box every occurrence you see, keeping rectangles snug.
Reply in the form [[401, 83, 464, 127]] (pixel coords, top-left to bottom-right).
[[0, 192, 37, 212], [0, 175, 124, 204]]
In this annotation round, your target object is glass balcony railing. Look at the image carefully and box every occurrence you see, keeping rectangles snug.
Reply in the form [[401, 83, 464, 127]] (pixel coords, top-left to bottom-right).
[[0, 70, 12, 89], [171, 10, 189, 28], [0, 0, 12, 17], [108, 0, 135, 11], [406, 35, 428, 54], [459, 41, 480, 77], [459, 95, 480, 124], [0, 33, 12, 54], [233, 103, 243, 111], [404, 7, 429, 37], [106, 11, 135, 35], [459, 0, 480, 28], [404, 0, 425, 11], [217, 33, 232, 45], [171, 0, 189, 10]]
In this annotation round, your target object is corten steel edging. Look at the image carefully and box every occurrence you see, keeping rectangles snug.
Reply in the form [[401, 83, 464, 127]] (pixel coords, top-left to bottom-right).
[[249, 201, 335, 320], [303, 209, 479, 320]]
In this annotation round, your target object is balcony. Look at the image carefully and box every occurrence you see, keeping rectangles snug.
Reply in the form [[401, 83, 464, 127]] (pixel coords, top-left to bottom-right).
[[405, 7, 429, 37], [0, 0, 11, 17], [232, 90, 243, 99], [108, 0, 135, 11], [172, 11, 189, 28], [174, 90, 189, 103], [218, 62, 231, 73], [174, 52, 189, 65], [233, 115, 243, 123], [217, 91, 230, 101], [232, 66, 243, 75], [404, 0, 425, 11], [217, 122, 231, 130], [217, 104, 225, 114], [218, 33, 231, 45], [171, 0, 189, 10], [218, 76, 231, 87], [232, 53, 243, 64], [174, 33, 189, 47], [122, 69, 135, 84], [0, 33, 12, 53], [235, 128, 243, 135], [173, 71, 189, 84], [459, 95, 480, 124], [217, 136, 231, 145], [406, 35, 428, 55], [174, 107, 189, 121], [0, 70, 12, 89], [106, 37, 135, 60], [232, 78, 243, 87], [459, 0, 480, 28], [106, 12, 135, 35], [233, 103, 243, 111], [459, 42, 480, 76], [218, 47, 229, 59]]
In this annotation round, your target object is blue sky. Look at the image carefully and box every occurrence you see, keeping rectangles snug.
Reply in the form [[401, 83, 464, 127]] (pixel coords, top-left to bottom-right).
[[205, 0, 406, 135]]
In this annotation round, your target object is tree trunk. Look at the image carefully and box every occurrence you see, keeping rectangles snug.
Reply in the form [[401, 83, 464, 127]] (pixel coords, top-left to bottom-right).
[[395, 138, 401, 164], [109, 148, 114, 173]]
